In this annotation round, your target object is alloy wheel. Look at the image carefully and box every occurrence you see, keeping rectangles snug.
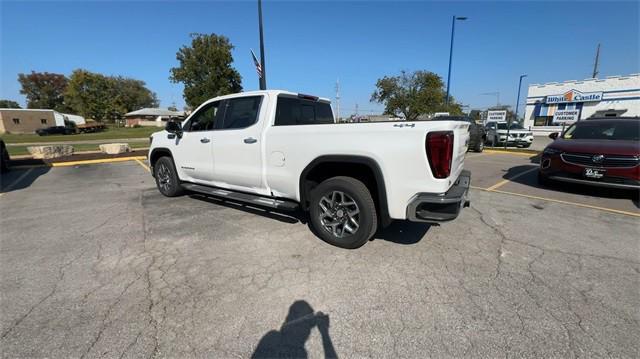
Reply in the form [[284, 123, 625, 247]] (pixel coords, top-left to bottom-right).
[[318, 190, 360, 238], [157, 163, 172, 192]]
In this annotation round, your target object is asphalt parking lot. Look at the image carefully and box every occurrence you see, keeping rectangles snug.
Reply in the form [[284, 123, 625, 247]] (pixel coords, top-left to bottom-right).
[[1, 153, 638, 358]]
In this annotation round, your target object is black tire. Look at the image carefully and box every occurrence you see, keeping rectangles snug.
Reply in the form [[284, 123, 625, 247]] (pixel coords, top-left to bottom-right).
[[154, 156, 184, 197], [522, 143, 531, 148], [474, 139, 484, 152], [309, 176, 377, 249]]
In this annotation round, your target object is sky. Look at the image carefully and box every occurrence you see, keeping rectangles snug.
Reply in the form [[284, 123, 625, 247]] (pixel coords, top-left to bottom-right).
[[1, 0, 638, 115]]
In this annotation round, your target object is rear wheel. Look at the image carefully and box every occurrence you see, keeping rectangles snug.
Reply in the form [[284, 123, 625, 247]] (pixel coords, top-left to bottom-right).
[[154, 156, 183, 197], [474, 139, 484, 152], [309, 176, 377, 249]]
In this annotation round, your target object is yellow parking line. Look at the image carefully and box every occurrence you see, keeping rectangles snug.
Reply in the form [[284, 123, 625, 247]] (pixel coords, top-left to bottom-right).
[[51, 156, 147, 167], [135, 158, 150, 172], [485, 167, 539, 191], [470, 186, 640, 218]]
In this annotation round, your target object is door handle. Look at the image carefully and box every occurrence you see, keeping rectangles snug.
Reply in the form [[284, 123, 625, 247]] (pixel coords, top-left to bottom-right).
[[244, 137, 257, 144], [200, 138, 210, 143]]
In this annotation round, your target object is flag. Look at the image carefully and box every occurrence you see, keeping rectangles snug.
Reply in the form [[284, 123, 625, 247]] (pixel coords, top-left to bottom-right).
[[250, 49, 263, 79]]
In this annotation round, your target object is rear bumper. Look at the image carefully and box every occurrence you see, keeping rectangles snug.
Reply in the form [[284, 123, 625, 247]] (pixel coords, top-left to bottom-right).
[[406, 170, 471, 223]]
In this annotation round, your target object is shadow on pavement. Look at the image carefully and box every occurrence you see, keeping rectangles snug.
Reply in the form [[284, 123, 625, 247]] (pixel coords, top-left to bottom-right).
[[373, 221, 430, 245], [502, 164, 640, 207], [252, 300, 338, 359], [0, 165, 51, 193]]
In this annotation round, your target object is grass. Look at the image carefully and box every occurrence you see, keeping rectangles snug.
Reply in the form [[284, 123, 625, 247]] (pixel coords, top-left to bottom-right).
[[7, 142, 149, 156], [1, 126, 161, 144]]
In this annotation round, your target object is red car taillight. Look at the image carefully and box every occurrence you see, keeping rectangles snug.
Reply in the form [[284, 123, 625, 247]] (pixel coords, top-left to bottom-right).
[[426, 131, 454, 179]]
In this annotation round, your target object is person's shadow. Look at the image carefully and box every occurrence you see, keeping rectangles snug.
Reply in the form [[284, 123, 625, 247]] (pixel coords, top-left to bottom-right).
[[251, 300, 338, 359]]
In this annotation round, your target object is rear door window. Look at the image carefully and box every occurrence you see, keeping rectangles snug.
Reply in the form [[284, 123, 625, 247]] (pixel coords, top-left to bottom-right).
[[275, 96, 334, 126], [221, 96, 262, 130]]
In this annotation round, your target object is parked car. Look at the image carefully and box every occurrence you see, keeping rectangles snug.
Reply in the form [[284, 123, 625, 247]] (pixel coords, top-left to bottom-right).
[[148, 90, 472, 248], [36, 125, 76, 136], [0, 139, 9, 173], [485, 121, 533, 147], [433, 116, 486, 152], [538, 117, 640, 190]]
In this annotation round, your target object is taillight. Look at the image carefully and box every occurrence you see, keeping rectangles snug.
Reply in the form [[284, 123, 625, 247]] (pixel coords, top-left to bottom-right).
[[426, 131, 454, 179]]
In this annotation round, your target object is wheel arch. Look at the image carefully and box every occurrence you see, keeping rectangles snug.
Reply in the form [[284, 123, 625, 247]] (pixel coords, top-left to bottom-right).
[[149, 147, 173, 175], [299, 155, 391, 227]]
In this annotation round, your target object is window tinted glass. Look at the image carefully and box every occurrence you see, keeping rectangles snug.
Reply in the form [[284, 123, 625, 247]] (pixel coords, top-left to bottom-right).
[[274, 96, 334, 126], [563, 121, 640, 141], [497, 123, 508, 130], [222, 96, 262, 129], [187, 101, 219, 131]]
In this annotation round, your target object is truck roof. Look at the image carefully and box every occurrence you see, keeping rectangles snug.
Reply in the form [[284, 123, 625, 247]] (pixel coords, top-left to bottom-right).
[[204, 90, 331, 104]]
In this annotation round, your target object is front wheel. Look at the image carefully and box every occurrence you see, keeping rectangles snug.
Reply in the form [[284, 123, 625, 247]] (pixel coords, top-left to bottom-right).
[[309, 176, 378, 249], [154, 156, 184, 197], [474, 139, 484, 152]]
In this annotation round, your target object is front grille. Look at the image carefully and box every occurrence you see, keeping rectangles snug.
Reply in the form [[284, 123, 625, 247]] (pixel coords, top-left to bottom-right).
[[561, 153, 640, 168]]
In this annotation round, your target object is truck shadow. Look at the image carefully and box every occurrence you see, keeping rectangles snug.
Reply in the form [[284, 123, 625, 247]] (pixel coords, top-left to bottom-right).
[[0, 165, 51, 193], [189, 193, 431, 244], [372, 221, 430, 245]]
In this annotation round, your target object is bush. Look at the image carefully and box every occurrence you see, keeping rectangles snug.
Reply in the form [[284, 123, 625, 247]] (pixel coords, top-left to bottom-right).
[[132, 124, 142, 128]]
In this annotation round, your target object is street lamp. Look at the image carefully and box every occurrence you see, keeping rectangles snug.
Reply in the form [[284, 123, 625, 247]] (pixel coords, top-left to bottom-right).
[[445, 15, 467, 106], [505, 74, 528, 149]]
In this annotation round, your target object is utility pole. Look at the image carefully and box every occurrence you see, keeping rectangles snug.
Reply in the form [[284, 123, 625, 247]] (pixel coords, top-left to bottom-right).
[[592, 43, 600, 79], [335, 79, 340, 122], [257, 0, 267, 90], [355, 103, 359, 116]]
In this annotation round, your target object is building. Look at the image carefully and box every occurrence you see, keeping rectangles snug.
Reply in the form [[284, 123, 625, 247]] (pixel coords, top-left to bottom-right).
[[124, 108, 185, 127], [524, 74, 640, 135], [0, 109, 86, 134]]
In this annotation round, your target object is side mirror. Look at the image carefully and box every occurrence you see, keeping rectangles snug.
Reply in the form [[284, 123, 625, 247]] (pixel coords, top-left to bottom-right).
[[166, 121, 183, 138], [548, 132, 559, 140]]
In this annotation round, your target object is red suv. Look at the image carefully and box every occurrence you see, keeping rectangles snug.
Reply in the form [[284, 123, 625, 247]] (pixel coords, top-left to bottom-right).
[[538, 118, 640, 190]]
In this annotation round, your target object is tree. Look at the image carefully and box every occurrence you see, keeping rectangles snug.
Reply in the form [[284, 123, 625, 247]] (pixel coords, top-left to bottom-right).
[[17, 71, 69, 111], [170, 33, 242, 108], [65, 69, 158, 121], [371, 70, 462, 120], [0, 100, 21, 108]]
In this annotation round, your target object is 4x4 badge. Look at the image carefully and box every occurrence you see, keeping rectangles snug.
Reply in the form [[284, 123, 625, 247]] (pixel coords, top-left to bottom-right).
[[393, 123, 415, 128]]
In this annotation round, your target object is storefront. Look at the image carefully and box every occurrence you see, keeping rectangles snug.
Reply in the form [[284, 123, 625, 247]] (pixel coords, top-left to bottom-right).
[[523, 74, 639, 135]]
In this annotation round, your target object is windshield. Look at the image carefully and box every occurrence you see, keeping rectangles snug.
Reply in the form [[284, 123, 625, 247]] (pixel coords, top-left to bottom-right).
[[562, 121, 640, 141], [496, 123, 507, 130], [509, 124, 524, 130]]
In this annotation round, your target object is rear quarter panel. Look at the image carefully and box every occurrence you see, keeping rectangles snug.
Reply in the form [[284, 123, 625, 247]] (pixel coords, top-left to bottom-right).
[[264, 120, 469, 219]]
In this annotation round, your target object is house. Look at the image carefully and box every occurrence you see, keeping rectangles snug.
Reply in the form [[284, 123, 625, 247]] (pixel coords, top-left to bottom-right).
[[0, 109, 86, 134], [124, 108, 185, 127]]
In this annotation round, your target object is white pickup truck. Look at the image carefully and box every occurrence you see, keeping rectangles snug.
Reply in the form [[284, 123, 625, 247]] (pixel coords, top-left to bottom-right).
[[148, 90, 471, 248]]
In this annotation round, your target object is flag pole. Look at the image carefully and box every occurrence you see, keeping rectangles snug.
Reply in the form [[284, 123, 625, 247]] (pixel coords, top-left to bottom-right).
[[258, 0, 267, 90]]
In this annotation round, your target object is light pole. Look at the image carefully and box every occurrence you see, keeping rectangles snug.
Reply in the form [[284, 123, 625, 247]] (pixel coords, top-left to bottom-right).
[[445, 15, 467, 106], [257, 0, 267, 90], [505, 74, 527, 149]]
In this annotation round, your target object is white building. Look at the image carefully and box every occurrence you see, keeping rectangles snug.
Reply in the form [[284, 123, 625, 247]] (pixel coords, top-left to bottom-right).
[[524, 74, 640, 135]]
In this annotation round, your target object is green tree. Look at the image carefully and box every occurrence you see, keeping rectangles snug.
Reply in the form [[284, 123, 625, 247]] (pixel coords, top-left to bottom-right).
[[65, 69, 158, 121], [17, 71, 69, 111], [0, 100, 21, 108], [170, 33, 242, 108], [371, 70, 462, 120]]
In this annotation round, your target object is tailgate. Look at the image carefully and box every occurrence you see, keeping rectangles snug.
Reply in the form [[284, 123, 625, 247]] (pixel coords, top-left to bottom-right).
[[450, 122, 470, 183]]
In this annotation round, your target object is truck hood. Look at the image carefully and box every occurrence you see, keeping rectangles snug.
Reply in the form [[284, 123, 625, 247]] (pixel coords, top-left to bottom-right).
[[548, 139, 640, 156]]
